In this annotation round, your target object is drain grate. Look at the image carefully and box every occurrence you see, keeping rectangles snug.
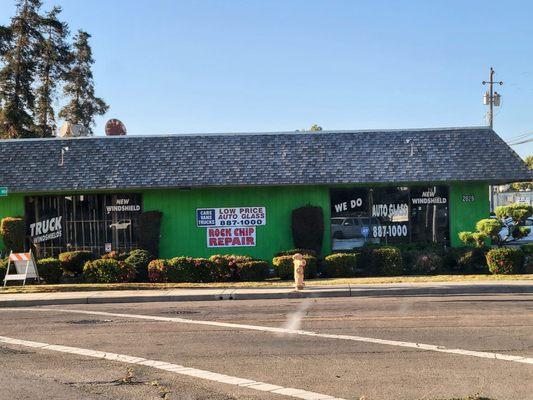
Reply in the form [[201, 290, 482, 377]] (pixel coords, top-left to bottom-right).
[[67, 319, 112, 325]]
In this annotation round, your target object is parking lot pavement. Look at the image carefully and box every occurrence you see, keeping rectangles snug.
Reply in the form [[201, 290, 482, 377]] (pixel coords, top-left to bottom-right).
[[0, 294, 532, 400]]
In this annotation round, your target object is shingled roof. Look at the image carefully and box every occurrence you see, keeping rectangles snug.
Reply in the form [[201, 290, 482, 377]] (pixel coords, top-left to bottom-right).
[[0, 127, 530, 193]]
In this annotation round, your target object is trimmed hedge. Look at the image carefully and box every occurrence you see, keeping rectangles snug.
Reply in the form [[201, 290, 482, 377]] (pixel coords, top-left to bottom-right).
[[457, 247, 489, 273], [412, 253, 443, 275], [323, 253, 357, 278], [237, 260, 270, 281], [83, 258, 136, 283], [37, 258, 62, 283], [167, 256, 196, 282], [373, 247, 404, 276], [209, 254, 252, 282], [59, 251, 95, 275], [486, 248, 524, 275], [102, 251, 129, 261], [148, 255, 268, 283], [0, 258, 8, 280], [522, 244, 533, 274], [0, 217, 25, 253], [147, 259, 168, 283], [275, 249, 318, 258], [125, 249, 154, 282], [272, 254, 317, 279]]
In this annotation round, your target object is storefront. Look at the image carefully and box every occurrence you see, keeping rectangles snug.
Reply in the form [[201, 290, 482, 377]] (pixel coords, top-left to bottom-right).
[[0, 127, 530, 260]]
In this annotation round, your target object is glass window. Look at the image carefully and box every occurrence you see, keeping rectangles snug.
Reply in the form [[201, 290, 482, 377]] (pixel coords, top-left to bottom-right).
[[330, 185, 450, 251], [25, 194, 143, 258]]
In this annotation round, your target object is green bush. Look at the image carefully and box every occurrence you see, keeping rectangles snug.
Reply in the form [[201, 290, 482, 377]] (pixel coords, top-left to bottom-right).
[[191, 258, 214, 282], [272, 254, 317, 279], [139, 211, 163, 258], [147, 259, 168, 283], [83, 258, 136, 283], [486, 248, 524, 275], [166, 257, 196, 282], [102, 251, 129, 261], [209, 254, 253, 282], [457, 247, 489, 273], [0, 258, 8, 280], [237, 260, 270, 281], [521, 244, 533, 273], [125, 249, 154, 282], [353, 246, 379, 276], [520, 243, 533, 255], [412, 253, 443, 275], [275, 249, 318, 258], [0, 217, 25, 253], [59, 251, 95, 275], [291, 205, 324, 254], [373, 247, 404, 276], [323, 253, 358, 277], [37, 258, 62, 284]]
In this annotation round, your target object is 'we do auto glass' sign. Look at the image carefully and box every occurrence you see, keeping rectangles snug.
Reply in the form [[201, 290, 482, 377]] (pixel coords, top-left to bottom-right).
[[196, 207, 266, 227]]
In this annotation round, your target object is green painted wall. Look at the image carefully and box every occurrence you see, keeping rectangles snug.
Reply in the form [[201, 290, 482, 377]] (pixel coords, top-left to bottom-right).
[[143, 186, 331, 260], [0, 182, 492, 258], [0, 193, 25, 251], [449, 182, 490, 247]]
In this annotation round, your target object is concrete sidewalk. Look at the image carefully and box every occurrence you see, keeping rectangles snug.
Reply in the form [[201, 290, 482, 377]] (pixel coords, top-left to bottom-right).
[[0, 280, 532, 307]]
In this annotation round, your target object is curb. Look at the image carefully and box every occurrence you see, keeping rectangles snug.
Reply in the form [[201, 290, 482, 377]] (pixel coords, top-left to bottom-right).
[[1, 283, 532, 308]]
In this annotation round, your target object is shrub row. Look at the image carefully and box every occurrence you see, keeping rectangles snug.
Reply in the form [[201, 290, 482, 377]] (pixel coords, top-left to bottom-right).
[[2, 244, 532, 286], [147, 254, 270, 283]]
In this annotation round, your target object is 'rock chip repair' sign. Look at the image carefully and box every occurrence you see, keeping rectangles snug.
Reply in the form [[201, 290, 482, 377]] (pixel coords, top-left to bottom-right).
[[207, 227, 256, 247]]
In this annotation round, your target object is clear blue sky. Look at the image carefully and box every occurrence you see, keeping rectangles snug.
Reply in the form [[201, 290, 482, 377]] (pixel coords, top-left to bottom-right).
[[1, 0, 532, 156]]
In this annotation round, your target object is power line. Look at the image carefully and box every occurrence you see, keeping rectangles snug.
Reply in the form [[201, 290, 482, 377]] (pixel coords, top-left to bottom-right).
[[506, 131, 533, 142], [508, 137, 533, 146]]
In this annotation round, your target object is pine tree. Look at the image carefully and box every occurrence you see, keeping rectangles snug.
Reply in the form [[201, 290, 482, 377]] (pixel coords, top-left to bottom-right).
[[34, 6, 70, 138], [59, 30, 108, 133], [0, 0, 44, 138]]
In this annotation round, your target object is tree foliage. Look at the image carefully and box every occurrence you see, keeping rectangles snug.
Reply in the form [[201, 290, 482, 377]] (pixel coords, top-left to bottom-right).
[[34, 6, 71, 137], [0, 0, 44, 138], [459, 202, 533, 247], [58, 30, 108, 133], [510, 155, 533, 191], [0, 1, 107, 138]]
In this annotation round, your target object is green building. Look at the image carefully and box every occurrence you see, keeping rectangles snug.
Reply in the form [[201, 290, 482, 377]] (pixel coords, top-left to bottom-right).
[[0, 127, 530, 260]]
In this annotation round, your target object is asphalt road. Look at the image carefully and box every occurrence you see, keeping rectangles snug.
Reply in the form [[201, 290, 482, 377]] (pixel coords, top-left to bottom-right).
[[0, 294, 532, 400]]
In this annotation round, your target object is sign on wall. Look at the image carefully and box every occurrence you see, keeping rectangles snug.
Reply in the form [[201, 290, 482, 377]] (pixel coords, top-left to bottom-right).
[[106, 197, 141, 213], [30, 216, 62, 244], [207, 227, 256, 247], [196, 207, 266, 227]]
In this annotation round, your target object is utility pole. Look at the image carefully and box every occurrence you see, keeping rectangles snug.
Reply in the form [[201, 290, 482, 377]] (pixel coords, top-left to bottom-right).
[[482, 67, 503, 129]]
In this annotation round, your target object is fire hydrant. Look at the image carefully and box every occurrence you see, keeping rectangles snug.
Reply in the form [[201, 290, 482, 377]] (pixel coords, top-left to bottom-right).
[[292, 253, 306, 290]]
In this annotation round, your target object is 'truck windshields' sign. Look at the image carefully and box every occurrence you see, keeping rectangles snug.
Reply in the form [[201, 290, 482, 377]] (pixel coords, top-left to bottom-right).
[[30, 216, 62, 244], [196, 207, 266, 227]]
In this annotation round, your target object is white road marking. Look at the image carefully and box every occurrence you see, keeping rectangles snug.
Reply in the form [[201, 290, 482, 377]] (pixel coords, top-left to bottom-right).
[[5, 307, 533, 365], [0, 335, 344, 400]]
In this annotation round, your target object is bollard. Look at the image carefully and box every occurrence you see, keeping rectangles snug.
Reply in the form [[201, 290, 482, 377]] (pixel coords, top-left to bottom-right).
[[292, 253, 306, 290]]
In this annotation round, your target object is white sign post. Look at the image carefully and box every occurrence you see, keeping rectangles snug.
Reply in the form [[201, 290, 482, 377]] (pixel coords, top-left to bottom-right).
[[3, 251, 39, 287]]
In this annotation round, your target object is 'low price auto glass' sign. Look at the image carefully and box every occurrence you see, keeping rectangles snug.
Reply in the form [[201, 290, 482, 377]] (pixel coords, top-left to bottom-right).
[[196, 207, 266, 227]]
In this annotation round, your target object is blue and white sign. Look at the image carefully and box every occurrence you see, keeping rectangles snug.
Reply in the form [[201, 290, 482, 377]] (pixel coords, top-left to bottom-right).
[[361, 226, 370, 238], [196, 209, 217, 227], [196, 207, 266, 228]]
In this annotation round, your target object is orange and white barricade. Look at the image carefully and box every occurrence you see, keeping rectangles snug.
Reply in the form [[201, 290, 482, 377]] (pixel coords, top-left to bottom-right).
[[3, 251, 39, 287]]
